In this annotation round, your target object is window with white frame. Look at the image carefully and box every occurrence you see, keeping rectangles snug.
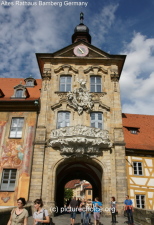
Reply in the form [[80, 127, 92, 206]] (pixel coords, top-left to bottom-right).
[[15, 89, 23, 98], [26, 80, 33, 86], [90, 112, 103, 129], [60, 76, 72, 92], [136, 195, 145, 208], [90, 76, 102, 92], [0, 169, 17, 191], [133, 162, 143, 175], [57, 111, 70, 128], [9, 118, 24, 138]]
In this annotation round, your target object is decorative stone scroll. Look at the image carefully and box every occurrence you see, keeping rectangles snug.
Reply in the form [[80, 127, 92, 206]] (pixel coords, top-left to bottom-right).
[[49, 125, 112, 156], [110, 65, 119, 82], [67, 79, 94, 115]]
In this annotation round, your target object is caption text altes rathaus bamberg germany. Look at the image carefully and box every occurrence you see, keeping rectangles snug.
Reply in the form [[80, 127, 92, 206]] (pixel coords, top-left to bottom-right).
[[0, 12, 154, 225]]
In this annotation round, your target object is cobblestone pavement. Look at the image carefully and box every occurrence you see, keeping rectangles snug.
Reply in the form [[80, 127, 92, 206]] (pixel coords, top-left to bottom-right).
[[28, 213, 140, 225]]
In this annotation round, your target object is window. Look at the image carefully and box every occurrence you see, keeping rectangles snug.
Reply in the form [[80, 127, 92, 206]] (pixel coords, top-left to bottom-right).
[[133, 162, 143, 175], [15, 89, 23, 98], [11, 84, 27, 99], [130, 130, 137, 134], [88, 190, 91, 195], [57, 112, 70, 128], [136, 195, 145, 208], [90, 112, 103, 129], [26, 80, 33, 86], [130, 128, 138, 134], [60, 76, 72, 92], [90, 76, 101, 92], [9, 118, 24, 138], [0, 169, 17, 191]]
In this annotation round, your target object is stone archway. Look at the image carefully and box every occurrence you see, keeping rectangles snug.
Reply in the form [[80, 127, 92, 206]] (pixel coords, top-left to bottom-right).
[[55, 156, 103, 211]]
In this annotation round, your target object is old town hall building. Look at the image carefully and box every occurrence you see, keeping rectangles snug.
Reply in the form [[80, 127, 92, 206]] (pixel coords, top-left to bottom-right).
[[0, 14, 154, 212]]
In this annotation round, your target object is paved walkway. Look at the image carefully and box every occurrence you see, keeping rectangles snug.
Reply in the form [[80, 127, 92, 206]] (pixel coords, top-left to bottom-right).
[[28, 213, 141, 225]]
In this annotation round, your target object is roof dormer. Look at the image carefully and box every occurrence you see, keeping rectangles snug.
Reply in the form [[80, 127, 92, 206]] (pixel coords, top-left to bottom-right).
[[0, 89, 5, 98], [11, 82, 29, 99], [24, 75, 36, 87]]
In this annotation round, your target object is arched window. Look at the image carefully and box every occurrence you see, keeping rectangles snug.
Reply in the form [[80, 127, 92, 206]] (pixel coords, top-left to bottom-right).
[[57, 111, 70, 128], [15, 89, 23, 98], [90, 112, 103, 129], [90, 76, 102, 92], [26, 80, 33, 86], [60, 75, 72, 92]]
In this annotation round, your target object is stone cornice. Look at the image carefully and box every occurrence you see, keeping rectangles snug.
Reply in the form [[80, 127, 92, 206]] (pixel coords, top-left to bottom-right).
[[94, 100, 110, 111], [84, 66, 108, 74], [113, 141, 126, 146], [54, 64, 78, 74]]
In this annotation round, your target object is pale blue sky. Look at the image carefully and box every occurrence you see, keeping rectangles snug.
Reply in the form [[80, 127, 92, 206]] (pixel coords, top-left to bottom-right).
[[0, 0, 154, 114]]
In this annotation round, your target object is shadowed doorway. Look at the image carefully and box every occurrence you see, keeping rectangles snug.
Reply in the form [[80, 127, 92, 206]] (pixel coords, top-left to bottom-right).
[[55, 157, 102, 213]]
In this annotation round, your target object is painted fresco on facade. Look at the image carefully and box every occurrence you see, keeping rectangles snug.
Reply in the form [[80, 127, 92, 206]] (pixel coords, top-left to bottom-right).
[[22, 126, 35, 174], [1, 192, 10, 203], [0, 140, 24, 169], [0, 114, 37, 206], [0, 121, 6, 141]]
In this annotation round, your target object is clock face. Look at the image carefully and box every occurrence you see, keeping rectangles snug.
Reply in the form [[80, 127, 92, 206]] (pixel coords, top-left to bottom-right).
[[73, 45, 89, 57]]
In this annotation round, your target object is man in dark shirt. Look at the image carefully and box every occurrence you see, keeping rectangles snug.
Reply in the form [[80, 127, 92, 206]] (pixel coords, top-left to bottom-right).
[[69, 197, 78, 225]]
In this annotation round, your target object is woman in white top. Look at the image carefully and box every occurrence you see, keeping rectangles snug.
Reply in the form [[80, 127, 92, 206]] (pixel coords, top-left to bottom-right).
[[110, 196, 118, 224], [33, 199, 50, 225]]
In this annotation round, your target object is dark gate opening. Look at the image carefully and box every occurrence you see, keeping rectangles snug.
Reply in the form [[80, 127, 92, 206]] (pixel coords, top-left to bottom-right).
[[55, 158, 102, 214]]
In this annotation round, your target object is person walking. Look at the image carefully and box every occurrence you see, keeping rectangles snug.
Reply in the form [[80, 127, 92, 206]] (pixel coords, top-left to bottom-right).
[[33, 198, 50, 225], [7, 197, 28, 225], [77, 198, 81, 214], [110, 196, 118, 224], [69, 197, 78, 225], [124, 195, 134, 225], [92, 197, 102, 225], [85, 199, 92, 225], [79, 198, 86, 225]]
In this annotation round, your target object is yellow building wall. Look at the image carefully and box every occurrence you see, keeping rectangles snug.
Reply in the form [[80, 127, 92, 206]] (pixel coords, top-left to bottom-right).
[[126, 155, 154, 209], [0, 112, 37, 206]]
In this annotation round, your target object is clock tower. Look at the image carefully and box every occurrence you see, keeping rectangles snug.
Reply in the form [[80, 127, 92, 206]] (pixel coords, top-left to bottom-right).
[[29, 13, 127, 214]]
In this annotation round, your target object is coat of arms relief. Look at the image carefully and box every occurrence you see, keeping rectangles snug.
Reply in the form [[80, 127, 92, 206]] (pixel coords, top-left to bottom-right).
[[67, 79, 94, 115]]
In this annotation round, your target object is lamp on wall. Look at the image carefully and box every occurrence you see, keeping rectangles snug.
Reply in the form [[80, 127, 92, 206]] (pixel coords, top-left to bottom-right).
[[34, 100, 39, 106]]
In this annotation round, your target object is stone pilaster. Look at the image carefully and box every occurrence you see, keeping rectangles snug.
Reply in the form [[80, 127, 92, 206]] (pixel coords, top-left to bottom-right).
[[28, 77, 50, 202]]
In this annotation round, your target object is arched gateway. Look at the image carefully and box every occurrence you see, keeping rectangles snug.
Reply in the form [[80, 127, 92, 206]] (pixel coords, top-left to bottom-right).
[[28, 13, 127, 214], [55, 157, 103, 210]]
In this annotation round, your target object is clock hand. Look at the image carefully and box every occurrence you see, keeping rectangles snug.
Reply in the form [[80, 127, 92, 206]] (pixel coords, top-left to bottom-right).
[[78, 47, 84, 54]]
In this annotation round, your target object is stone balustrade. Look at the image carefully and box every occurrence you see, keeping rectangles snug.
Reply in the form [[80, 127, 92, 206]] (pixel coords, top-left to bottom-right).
[[134, 207, 154, 225]]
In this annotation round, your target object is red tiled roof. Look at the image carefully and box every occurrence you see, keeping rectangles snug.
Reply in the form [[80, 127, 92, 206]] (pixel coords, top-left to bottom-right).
[[65, 179, 81, 189], [0, 78, 42, 101], [83, 183, 92, 189], [122, 113, 154, 150]]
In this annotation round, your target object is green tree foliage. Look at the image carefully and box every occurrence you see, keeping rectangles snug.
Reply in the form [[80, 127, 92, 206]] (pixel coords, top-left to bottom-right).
[[64, 188, 73, 200]]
